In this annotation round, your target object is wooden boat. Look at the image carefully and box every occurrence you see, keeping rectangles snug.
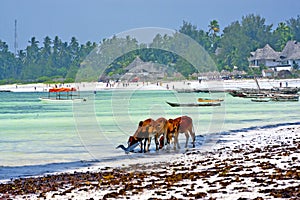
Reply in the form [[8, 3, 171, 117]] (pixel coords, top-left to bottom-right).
[[175, 89, 205, 93], [229, 87, 300, 98], [251, 98, 270, 102], [39, 87, 86, 103], [228, 90, 247, 97], [198, 98, 224, 103], [271, 94, 299, 102], [0, 90, 11, 92], [166, 101, 221, 107]]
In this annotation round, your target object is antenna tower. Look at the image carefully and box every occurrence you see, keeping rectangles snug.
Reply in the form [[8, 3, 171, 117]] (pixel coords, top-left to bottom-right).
[[14, 19, 18, 55]]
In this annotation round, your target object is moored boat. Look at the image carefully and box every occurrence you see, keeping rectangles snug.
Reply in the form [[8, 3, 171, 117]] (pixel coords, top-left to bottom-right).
[[251, 98, 271, 102], [229, 87, 300, 100], [271, 94, 299, 102], [166, 101, 221, 107], [0, 90, 11, 92], [39, 87, 86, 103], [38, 97, 86, 103], [198, 98, 224, 103]]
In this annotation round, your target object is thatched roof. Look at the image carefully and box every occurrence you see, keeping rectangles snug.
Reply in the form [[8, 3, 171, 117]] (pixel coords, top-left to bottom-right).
[[125, 57, 146, 71], [125, 57, 162, 73], [249, 44, 280, 61], [121, 57, 169, 81], [280, 40, 300, 60]]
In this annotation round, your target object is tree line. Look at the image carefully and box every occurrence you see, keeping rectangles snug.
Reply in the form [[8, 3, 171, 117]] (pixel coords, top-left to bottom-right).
[[0, 36, 97, 84], [0, 14, 300, 84]]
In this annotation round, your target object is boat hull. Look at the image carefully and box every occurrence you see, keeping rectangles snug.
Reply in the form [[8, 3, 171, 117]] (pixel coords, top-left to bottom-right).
[[39, 97, 86, 103], [198, 98, 224, 103], [251, 98, 270, 102], [166, 101, 221, 107]]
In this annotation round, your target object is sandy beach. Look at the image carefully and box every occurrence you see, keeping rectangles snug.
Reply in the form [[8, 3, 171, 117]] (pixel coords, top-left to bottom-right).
[[0, 123, 299, 199], [1, 79, 300, 199], [1, 78, 300, 93]]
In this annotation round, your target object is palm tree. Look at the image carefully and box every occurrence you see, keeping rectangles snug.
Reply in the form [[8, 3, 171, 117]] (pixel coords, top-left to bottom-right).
[[26, 37, 40, 62], [208, 20, 220, 37], [208, 20, 220, 48], [273, 22, 292, 50]]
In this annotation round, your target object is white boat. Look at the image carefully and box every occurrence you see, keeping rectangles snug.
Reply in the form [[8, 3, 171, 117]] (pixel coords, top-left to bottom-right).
[[251, 98, 271, 102], [38, 97, 86, 103]]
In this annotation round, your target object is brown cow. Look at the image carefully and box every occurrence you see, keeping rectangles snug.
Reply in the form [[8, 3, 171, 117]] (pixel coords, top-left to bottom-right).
[[128, 118, 157, 152], [153, 117, 167, 150], [128, 117, 168, 152], [165, 116, 195, 150]]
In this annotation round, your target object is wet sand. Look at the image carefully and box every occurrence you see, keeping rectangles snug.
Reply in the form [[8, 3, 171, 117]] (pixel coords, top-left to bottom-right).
[[1, 124, 299, 199]]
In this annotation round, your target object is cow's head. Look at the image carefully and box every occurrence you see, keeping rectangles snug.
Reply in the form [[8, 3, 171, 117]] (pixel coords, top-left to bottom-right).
[[167, 119, 178, 134], [128, 136, 139, 146]]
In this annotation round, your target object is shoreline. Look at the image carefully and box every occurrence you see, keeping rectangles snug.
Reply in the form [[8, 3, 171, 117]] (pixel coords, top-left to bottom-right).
[[1, 123, 299, 199], [1, 79, 300, 199], [1, 78, 300, 93]]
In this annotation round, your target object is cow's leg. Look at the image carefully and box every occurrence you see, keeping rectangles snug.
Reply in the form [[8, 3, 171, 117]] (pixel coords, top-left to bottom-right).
[[147, 137, 152, 152], [185, 132, 189, 148], [155, 134, 159, 151], [174, 133, 180, 150], [140, 140, 143, 153], [191, 132, 195, 148], [189, 126, 195, 148], [168, 132, 173, 150], [143, 139, 147, 153], [165, 134, 170, 150], [164, 132, 171, 150]]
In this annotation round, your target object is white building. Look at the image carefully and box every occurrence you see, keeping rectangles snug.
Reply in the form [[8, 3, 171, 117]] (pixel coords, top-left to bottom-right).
[[249, 41, 300, 77], [280, 40, 300, 69], [249, 44, 280, 68]]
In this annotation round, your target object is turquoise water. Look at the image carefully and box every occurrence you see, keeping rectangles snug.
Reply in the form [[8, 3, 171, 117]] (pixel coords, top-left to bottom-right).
[[0, 90, 299, 179]]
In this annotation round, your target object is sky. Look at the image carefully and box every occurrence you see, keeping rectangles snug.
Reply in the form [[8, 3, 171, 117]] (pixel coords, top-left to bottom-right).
[[1, 0, 299, 51]]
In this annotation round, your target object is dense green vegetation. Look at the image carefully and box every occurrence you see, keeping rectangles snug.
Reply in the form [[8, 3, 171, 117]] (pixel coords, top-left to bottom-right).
[[0, 36, 97, 84], [0, 14, 300, 84]]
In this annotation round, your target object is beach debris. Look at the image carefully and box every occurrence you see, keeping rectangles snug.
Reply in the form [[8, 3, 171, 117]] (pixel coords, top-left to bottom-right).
[[1, 126, 300, 199]]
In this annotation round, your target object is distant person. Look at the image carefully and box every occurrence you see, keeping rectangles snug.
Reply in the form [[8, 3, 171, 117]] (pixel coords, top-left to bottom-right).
[[279, 82, 282, 88], [286, 82, 288, 87]]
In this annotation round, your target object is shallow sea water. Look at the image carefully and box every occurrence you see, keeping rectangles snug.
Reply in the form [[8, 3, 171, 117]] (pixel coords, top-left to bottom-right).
[[0, 89, 299, 180]]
